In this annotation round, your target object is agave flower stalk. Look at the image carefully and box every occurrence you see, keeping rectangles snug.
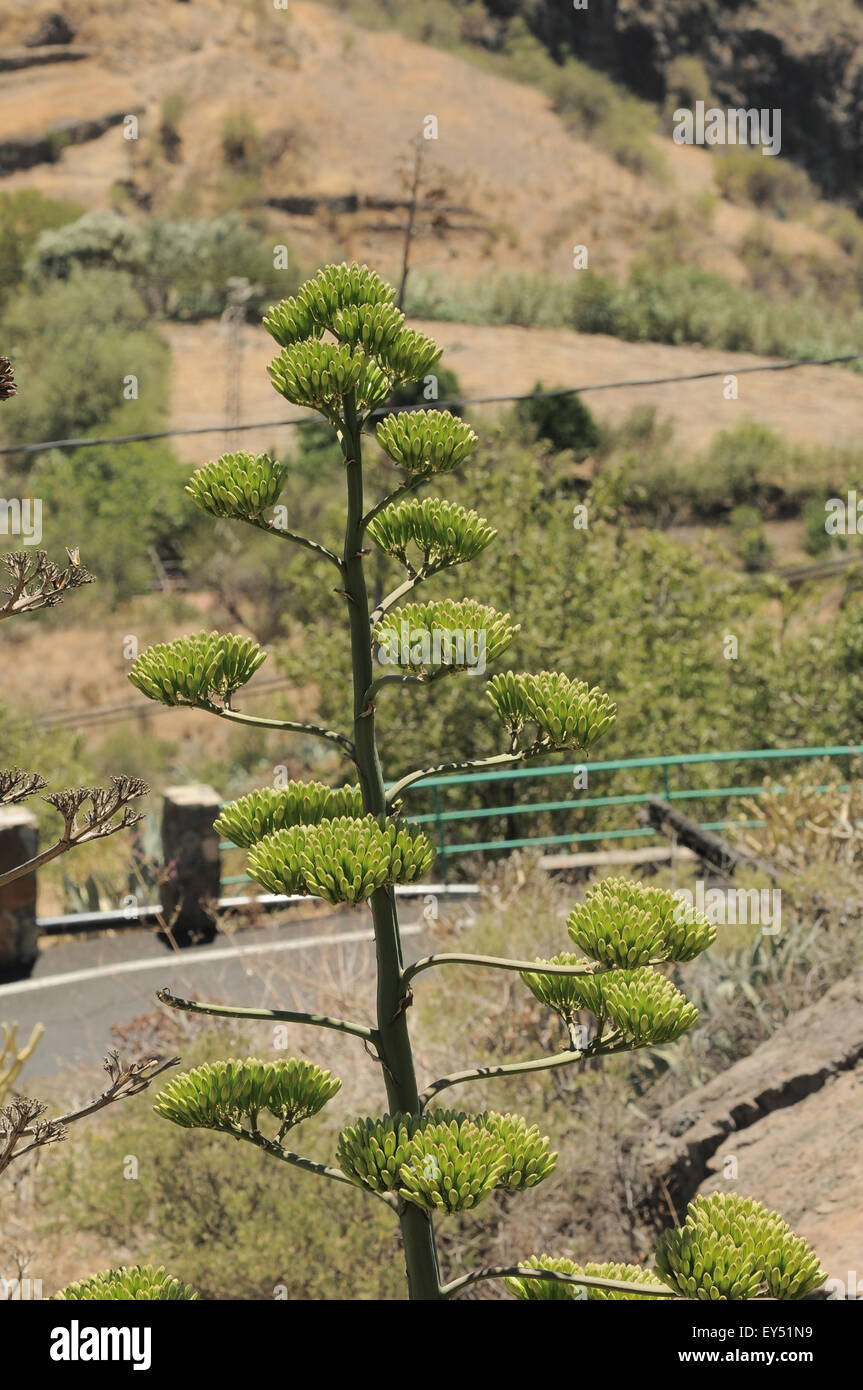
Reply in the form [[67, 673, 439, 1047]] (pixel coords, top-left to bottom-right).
[[117, 264, 825, 1304]]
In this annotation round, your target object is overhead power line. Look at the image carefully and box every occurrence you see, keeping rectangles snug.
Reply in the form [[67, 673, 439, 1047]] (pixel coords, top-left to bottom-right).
[[1, 351, 861, 457]]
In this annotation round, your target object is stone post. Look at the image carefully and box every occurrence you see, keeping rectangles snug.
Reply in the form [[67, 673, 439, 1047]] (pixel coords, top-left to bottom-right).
[[160, 785, 222, 947], [0, 806, 39, 980]]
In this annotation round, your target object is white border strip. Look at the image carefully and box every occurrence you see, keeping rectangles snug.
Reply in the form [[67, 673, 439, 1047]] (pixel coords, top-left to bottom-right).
[[0, 922, 428, 999]]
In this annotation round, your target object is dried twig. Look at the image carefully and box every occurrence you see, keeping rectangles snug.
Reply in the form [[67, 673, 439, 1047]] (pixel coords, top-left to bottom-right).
[[0, 1050, 179, 1177]]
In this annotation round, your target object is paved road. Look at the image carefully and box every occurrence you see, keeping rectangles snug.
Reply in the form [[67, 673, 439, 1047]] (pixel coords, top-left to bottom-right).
[[0, 905, 438, 1081]]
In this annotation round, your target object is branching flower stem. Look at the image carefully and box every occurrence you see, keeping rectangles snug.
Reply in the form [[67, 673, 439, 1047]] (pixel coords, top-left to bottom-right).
[[418, 1038, 630, 1110], [363, 667, 455, 706], [402, 953, 667, 989], [370, 572, 426, 627], [242, 515, 344, 571], [207, 704, 356, 761], [386, 747, 546, 807], [157, 989, 379, 1044], [233, 1126, 399, 1210], [360, 470, 431, 535]]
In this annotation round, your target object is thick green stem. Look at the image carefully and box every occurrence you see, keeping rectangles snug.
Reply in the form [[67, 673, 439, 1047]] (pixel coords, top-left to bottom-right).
[[340, 394, 443, 1301]]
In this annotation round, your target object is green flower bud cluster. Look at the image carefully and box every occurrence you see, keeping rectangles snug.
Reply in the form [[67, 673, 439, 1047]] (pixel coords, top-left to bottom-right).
[[374, 598, 518, 674], [215, 780, 364, 849], [246, 815, 434, 903], [185, 452, 287, 521], [269, 340, 388, 414], [337, 1109, 555, 1214], [599, 967, 698, 1045], [368, 497, 497, 574], [655, 1193, 827, 1300], [330, 302, 406, 354], [505, 1255, 668, 1301], [375, 326, 441, 382], [153, 1057, 340, 1133], [54, 1265, 199, 1301], [475, 1110, 557, 1191], [519, 951, 599, 1026], [375, 409, 478, 474], [264, 262, 394, 347], [264, 264, 438, 411], [521, 961, 696, 1046], [128, 631, 266, 708], [486, 670, 616, 751], [568, 877, 716, 967]]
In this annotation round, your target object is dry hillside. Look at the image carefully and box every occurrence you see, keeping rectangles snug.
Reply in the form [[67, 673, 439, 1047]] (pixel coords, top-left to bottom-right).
[[1, 0, 860, 453]]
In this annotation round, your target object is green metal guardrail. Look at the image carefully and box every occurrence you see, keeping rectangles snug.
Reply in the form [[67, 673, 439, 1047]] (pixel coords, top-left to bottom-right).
[[218, 745, 863, 886]]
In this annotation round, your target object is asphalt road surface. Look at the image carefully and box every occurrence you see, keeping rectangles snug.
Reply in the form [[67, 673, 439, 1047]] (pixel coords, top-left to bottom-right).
[[0, 904, 442, 1082]]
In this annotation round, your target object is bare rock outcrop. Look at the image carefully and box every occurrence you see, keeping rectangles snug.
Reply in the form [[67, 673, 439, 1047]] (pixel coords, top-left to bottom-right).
[[644, 968, 863, 1283]]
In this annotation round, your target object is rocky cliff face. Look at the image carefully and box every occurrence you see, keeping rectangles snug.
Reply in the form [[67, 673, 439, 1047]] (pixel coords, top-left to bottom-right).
[[485, 0, 863, 208], [642, 968, 863, 1290]]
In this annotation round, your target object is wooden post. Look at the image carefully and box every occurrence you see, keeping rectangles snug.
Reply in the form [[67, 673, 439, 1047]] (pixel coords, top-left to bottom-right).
[[161, 785, 222, 946], [640, 799, 778, 878], [0, 806, 39, 980]]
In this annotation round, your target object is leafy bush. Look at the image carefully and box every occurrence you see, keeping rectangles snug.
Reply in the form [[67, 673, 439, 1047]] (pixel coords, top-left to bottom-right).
[[146, 214, 298, 318], [0, 189, 83, 313], [158, 92, 186, 162], [547, 57, 666, 178], [713, 149, 817, 219], [220, 109, 264, 171], [803, 496, 835, 556], [382, 365, 463, 415], [405, 264, 863, 364], [515, 382, 600, 458], [30, 439, 195, 600], [0, 269, 168, 452], [30, 210, 147, 281], [662, 55, 716, 123], [30, 212, 300, 321], [729, 505, 775, 573]]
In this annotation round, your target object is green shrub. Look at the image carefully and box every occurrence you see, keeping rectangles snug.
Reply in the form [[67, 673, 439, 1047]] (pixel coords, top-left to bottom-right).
[[694, 421, 789, 517], [662, 55, 716, 123], [823, 207, 863, 261], [404, 263, 863, 365], [31, 439, 194, 600], [515, 382, 600, 459], [803, 497, 835, 556], [0, 269, 167, 451], [31, 210, 146, 281], [548, 57, 666, 178], [29, 212, 299, 321], [0, 189, 83, 313], [382, 365, 464, 416], [729, 505, 775, 572], [221, 109, 264, 171], [713, 149, 817, 219], [159, 92, 186, 162]]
